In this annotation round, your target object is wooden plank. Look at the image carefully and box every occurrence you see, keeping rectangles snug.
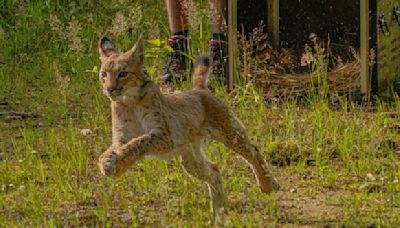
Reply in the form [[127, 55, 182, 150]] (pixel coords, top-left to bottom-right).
[[227, 0, 237, 91], [268, 0, 279, 48], [360, 0, 370, 96]]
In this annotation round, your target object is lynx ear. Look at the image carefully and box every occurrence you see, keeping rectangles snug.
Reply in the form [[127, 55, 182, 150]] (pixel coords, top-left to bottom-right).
[[99, 36, 117, 59], [125, 34, 144, 65]]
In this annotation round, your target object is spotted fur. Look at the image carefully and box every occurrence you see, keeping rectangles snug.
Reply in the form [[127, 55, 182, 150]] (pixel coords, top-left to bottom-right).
[[97, 35, 279, 220]]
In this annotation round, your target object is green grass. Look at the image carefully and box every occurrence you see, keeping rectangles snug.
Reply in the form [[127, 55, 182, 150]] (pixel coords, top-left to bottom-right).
[[1, 0, 400, 226]]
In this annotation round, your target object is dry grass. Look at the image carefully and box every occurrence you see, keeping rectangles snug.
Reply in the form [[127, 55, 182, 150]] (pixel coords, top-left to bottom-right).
[[253, 58, 360, 98], [1, 1, 400, 227]]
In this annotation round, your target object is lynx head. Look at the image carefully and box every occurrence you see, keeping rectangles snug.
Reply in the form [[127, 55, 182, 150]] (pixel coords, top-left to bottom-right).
[[98, 34, 148, 101]]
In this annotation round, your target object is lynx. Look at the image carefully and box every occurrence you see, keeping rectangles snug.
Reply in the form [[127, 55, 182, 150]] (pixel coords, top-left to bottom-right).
[[97, 34, 279, 219]]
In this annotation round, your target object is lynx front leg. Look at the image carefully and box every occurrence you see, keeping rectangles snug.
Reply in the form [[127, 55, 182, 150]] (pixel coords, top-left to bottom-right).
[[180, 138, 226, 222], [98, 133, 173, 176]]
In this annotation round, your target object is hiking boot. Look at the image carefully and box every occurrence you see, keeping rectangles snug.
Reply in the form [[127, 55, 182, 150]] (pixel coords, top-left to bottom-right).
[[161, 35, 187, 83], [207, 39, 227, 88]]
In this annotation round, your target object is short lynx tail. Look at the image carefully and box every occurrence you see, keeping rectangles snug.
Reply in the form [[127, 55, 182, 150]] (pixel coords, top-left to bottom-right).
[[192, 56, 210, 90]]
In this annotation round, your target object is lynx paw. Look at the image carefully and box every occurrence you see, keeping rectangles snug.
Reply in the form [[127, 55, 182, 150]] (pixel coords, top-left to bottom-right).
[[98, 150, 118, 176]]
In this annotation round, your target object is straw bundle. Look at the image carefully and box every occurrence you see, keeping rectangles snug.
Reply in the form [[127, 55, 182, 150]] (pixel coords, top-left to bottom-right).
[[250, 58, 361, 99]]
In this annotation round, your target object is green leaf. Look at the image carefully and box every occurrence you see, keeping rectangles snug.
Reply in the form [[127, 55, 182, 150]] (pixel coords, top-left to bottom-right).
[[84, 66, 98, 73], [146, 39, 163, 47], [163, 45, 173, 52]]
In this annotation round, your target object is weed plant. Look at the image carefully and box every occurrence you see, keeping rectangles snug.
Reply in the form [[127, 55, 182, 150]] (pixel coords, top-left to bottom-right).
[[1, 0, 400, 226]]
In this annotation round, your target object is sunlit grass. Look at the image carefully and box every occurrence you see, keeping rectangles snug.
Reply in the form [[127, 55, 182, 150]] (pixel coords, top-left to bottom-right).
[[1, 0, 400, 226]]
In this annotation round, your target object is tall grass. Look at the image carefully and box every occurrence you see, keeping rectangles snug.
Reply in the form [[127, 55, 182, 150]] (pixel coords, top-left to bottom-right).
[[1, 0, 400, 226]]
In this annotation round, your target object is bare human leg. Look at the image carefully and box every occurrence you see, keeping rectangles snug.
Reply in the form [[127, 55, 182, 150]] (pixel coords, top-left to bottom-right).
[[209, 0, 227, 34]]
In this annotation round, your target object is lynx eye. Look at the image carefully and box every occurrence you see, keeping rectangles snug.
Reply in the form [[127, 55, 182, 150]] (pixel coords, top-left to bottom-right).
[[118, 72, 128, 79]]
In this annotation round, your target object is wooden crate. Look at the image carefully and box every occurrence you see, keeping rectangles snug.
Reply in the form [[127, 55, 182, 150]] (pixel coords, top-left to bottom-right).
[[227, 0, 400, 97]]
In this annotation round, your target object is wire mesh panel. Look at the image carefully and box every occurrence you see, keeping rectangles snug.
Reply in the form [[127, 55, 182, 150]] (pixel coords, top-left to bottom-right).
[[375, 1, 400, 95], [237, 0, 268, 35], [279, 0, 359, 50]]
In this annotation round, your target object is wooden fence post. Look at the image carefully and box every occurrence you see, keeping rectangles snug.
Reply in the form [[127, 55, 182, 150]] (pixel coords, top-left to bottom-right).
[[360, 0, 370, 96], [268, 0, 280, 48], [227, 0, 237, 91]]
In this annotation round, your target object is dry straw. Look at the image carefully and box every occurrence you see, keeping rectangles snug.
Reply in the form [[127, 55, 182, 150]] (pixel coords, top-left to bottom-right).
[[252, 58, 360, 99], [239, 24, 362, 99]]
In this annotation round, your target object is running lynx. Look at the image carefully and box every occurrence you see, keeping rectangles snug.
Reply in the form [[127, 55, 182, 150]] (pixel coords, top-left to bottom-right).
[[97, 34, 279, 219]]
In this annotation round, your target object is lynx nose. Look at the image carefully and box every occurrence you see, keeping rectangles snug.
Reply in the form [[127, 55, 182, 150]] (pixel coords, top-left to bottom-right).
[[106, 85, 118, 94], [108, 88, 115, 94], [104, 78, 118, 96]]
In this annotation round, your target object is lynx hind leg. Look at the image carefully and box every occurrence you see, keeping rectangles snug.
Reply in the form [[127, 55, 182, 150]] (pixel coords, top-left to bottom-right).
[[219, 113, 279, 193], [180, 138, 226, 221]]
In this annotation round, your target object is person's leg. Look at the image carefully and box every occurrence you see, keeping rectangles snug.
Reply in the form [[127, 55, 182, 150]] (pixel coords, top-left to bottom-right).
[[162, 0, 190, 83], [209, 0, 227, 36], [208, 0, 228, 87], [165, 0, 189, 34]]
